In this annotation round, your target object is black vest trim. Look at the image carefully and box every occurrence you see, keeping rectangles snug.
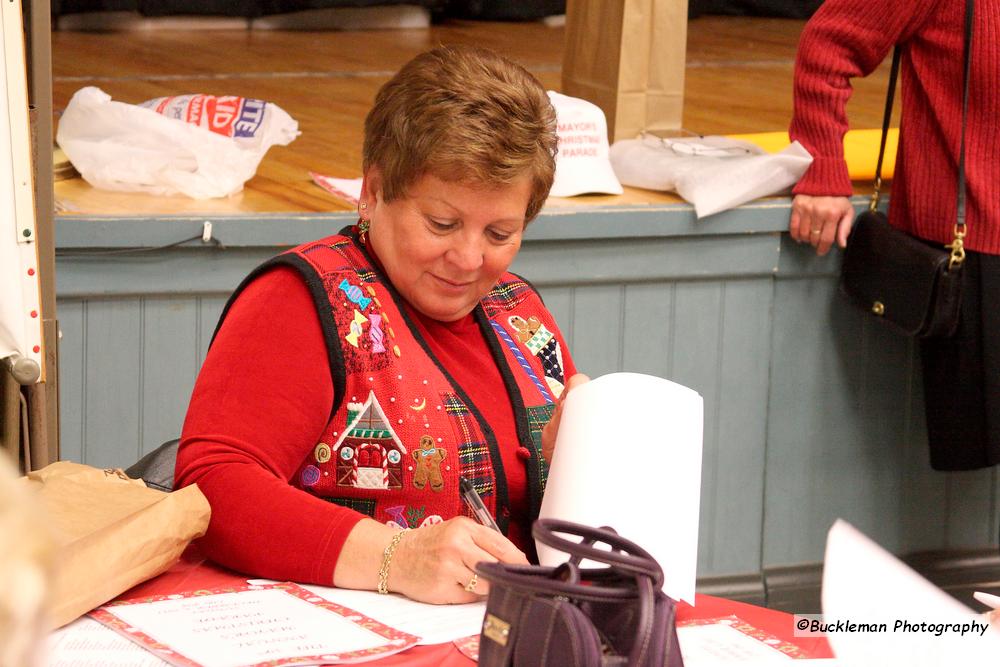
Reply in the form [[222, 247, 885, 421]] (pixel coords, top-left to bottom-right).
[[474, 306, 547, 551]]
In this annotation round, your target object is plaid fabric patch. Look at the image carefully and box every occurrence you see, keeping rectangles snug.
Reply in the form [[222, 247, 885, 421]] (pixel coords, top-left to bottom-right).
[[525, 325, 555, 355], [526, 404, 555, 492], [323, 496, 377, 518], [441, 392, 494, 498], [481, 278, 533, 319]]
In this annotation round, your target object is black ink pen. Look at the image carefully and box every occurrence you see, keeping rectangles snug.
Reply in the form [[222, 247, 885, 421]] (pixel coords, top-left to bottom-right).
[[459, 476, 501, 532]]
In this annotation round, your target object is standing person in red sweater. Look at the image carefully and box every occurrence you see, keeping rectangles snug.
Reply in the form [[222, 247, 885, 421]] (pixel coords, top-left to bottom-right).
[[788, 0, 1000, 471], [174, 45, 587, 603]]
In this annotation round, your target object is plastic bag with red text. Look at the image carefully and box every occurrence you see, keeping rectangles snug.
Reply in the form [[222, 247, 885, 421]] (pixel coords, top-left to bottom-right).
[[57, 86, 299, 199]]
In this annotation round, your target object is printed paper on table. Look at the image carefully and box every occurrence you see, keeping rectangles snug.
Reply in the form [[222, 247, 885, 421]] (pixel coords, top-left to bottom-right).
[[47, 616, 170, 666], [248, 578, 486, 646], [89, 583, 419, 667]]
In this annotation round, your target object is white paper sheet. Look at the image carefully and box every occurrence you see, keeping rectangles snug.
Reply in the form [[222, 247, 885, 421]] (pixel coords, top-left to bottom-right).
[[94, 585, 416, 666], [248, 580, 486, 645], [822, 520, 1000, 665], [303, 585, 484, 646], [537, 372, 703, 604], [310, 172, 362, 205], [46, 617, 170, 666]]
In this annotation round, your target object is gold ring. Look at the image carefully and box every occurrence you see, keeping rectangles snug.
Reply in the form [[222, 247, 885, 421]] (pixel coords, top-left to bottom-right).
[[464, 573, 478, 592], [810, 229, 822, 236]]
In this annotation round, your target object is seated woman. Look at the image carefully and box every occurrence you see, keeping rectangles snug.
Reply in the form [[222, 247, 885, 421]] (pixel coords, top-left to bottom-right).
[[175, 44, 586, 604]]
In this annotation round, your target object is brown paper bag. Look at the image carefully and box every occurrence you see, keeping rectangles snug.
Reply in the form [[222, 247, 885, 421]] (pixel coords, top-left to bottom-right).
[[562, 0, 689, 143], [20, 461, 211, 627]]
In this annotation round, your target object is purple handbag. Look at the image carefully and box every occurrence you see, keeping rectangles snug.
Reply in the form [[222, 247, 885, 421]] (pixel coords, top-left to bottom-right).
[[475, 518, 684, 667]]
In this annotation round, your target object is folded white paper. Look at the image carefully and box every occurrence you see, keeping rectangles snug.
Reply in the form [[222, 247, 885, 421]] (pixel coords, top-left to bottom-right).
[[537, 372, 703, 604]]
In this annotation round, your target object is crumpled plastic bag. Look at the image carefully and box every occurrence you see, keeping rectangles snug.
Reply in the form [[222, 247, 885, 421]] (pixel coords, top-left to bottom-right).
[[609, 134, 813, 218], [56, 86, 299, 199]]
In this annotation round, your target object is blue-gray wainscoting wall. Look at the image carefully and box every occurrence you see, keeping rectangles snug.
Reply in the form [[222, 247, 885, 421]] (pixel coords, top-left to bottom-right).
[[54, 197, 1000, 583]]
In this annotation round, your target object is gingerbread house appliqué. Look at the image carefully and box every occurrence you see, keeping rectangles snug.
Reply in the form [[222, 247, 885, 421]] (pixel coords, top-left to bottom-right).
[[334, 391, 407, 490]]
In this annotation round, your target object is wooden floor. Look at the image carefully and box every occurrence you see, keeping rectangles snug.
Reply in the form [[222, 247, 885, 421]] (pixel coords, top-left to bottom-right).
[[51, 16, 893, 216]]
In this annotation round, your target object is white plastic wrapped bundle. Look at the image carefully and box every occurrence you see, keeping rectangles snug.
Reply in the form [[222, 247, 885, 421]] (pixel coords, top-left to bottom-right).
[[57, 87, 299, 199], [609, 134, 812, 217]]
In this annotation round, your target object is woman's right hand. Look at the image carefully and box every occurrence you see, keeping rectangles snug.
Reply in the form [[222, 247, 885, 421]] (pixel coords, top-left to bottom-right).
[[789, 194, 855, 256], [388, 516, 527, 604]]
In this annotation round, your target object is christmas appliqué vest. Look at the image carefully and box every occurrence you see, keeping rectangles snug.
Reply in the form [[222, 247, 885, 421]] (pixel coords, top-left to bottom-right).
[[218, 231, 569, 536]]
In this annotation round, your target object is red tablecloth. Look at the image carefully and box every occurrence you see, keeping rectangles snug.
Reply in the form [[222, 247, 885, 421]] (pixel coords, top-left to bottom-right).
[[120, 548, 833, 664]]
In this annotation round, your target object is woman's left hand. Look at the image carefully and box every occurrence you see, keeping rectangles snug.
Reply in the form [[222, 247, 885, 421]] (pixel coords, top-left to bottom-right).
[[540, 373, 590, 463], [789, 194, 855, 256]]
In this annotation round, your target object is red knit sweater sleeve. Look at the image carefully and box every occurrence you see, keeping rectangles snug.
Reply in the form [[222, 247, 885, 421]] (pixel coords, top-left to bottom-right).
[[174, 265, 364, 585], [790, 0, 940, 196]]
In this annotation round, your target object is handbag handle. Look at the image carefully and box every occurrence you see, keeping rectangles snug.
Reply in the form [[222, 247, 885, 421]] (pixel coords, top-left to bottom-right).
[[534, 519, 662, 665], [532, 518, 665, 587], [871, 0, 973, 270], [478, 519, 669, 664]]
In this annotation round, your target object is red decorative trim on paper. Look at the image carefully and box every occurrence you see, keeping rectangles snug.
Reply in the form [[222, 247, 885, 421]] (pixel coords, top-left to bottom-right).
[[679, 615, 810, 659], [453, 634, 480, 661], [90, 582, 420, 667]]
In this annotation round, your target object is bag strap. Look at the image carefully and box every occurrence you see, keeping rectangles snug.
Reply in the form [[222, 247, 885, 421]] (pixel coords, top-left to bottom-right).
[[871, 0, 974, 270], [533, 518, 665, 587], [948, 0, 974, 269], [868, 47, 900, 214]]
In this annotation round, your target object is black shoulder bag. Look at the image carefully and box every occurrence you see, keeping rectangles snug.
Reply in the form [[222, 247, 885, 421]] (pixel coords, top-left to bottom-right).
[[839, 0, 973, 338]]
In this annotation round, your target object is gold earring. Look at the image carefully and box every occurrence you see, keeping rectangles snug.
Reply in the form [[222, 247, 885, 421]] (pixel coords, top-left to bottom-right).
[[358, 218, 370, 244]]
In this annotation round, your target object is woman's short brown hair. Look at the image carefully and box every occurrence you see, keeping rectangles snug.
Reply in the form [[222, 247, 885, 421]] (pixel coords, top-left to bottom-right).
[[363, 44, 557, 223]]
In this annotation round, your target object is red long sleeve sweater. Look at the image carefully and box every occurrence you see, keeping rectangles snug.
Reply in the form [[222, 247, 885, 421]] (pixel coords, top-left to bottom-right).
[[175, 264, 574, 585], [790, 0, 999, 253]]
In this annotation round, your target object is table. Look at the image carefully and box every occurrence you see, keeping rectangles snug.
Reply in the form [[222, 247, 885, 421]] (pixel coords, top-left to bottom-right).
[[119, 548, 833, 665]]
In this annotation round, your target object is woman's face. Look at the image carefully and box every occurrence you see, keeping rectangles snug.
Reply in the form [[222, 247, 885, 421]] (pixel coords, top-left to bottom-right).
[[362, 169, 531, 322]]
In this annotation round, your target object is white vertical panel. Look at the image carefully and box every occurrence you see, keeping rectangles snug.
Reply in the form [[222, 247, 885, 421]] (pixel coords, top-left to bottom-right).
[[0, 0, 43, 375]]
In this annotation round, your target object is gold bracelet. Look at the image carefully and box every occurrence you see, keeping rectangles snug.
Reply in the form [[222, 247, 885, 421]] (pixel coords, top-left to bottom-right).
[[377, 529, 408, 595]]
